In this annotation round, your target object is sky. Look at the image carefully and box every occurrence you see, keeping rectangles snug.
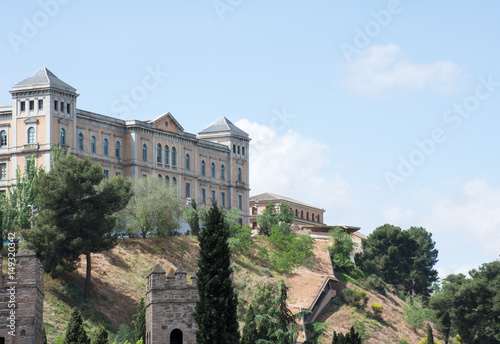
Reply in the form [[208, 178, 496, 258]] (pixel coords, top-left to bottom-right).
[[1, 0, 499, 281]]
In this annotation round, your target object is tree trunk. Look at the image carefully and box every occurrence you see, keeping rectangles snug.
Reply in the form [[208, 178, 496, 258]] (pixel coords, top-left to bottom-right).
[[84, 252, 91, 299]]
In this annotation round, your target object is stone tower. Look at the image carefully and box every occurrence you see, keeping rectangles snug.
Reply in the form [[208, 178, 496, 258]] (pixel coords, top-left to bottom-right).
[[0, 249, 44, 344], [145, 264, 198, 344]]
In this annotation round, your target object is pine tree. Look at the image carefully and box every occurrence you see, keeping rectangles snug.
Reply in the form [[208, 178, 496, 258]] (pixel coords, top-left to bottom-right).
[[64, 308, 89, 344], [241, 305, 258, 344], [93, 327, 108, 344], [194, 203, 239, 344], [331, 326, 361, 344], [427, 324, 434, 344], [132, 298, 146, 342]]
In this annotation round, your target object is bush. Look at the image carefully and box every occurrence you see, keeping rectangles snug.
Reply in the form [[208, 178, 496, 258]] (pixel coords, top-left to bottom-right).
[[419, 338, 442, 344], [342, 288, 369, 306], [371, 303, 383, 316], [365, 274, 386, 295], [398, 338, 410, 344]]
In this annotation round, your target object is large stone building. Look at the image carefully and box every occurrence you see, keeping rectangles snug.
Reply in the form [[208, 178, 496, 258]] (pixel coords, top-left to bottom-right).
[[0, 68, 251, 223]]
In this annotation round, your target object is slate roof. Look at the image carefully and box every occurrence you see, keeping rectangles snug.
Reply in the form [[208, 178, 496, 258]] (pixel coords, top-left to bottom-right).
[[198, 116, 249, 138], [250, 192, 323, 211], [13, 67, 76, 92]]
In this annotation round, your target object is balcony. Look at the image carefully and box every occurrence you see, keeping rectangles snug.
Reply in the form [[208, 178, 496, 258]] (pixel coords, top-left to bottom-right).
[[23, 143, 39, 151], [235, 181, 246, 188]]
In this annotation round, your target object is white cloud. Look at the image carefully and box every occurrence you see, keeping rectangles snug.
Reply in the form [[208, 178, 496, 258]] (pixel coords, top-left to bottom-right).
[[236, 119, 356, 224], [343, 44, 466, 96], [380, 205, 414, 226]]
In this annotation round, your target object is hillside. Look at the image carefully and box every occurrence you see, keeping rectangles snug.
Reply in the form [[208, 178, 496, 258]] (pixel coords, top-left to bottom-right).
[[41, 236, 437, 343]]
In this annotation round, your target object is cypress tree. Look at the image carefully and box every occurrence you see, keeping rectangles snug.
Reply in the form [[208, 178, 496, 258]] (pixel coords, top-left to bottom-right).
[[427, 324, 434, 344], [93, 327, 108, 344], [64, 308, 89, 344], [194, 203, 239, 344], [241, 304, 258, 344], [132, 298, 146, 342]]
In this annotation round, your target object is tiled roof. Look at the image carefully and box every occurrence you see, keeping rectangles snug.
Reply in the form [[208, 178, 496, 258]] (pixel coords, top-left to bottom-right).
[[198, 116, 249, 138], [13, 67, 76, 92], [250, 192, 323, 211]]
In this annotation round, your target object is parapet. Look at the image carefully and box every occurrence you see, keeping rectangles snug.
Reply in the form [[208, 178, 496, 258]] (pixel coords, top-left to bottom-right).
[[146, 263, 196, 292]]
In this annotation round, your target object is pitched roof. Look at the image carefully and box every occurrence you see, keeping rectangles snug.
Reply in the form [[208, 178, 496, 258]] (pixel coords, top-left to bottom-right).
[[13, 67, 76, 92], [250, 192, 323, 211], [198, 116, 249, 138]]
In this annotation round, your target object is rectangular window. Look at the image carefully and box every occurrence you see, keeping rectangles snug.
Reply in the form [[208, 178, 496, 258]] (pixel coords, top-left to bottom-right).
[[116, 172, 121, 176], [38, 99, 43, 110], [0, 163, 6, 180], [211, 190, 216, 203], [29, 100, 34, 111], [54, 100, 58, 111], [238, 195, 243, 210], [242, 147, 245, 156], [221, 192, 226, 208], [238, 146, 240, 154], [60, 102, 64, 113], [201, 188, 206, 204], [233, 144, 236, 153], [67, 103, 71, 114], [186, 183, 191, 199], [20, 101, 25, 112], [103, 170, 110, 180]]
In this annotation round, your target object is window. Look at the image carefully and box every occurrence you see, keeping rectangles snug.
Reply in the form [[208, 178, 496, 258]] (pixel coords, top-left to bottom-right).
[[0, 163, 6, 180], [242, 146, 245, 156], [157, 143, 162, 163], [142, 173, 148, 179], [60, 128, 66, 145], [221, 192, 226, 208], [301, 210, 303, 218], [201, 160, 206, 176], [67, 103, 71, 114], [307, 212, 309, 220], [238, 146, 240, 154], [116, 171, 121, 176], [54, 100, 58, 111], [237, 167, 242, 182], [103, 138, 109, 156], [201, 188, 206, 204], [142, 144, 148, 161], [27, 127, 36, 144], [103, 169, 110, 180], [60, 102, 64, 113], [164, 146, 169, 164], [158, 174, 162, 180], [233, 144, 236, 153], [220, 164, 225, 180], [164, 175, 169, 185], [186, 182, 191, 199], [211, 190, 216, 203], [311, 213, 315, 221], [185, 153, 190, 170], [115, 141, 121, 158], [29, 100, 34, 111], [211, 162, 215, 178], [238, 195, 243, 210], [171, 147, 177, 166], [20, 101, 25, 112], [38, 99, 43, 110], [91, 136, 96, 153], [0, 130, 7, 147], [78, 133, 84, 151], [172, 177, 177, 185], [295, 209, 298, 216]]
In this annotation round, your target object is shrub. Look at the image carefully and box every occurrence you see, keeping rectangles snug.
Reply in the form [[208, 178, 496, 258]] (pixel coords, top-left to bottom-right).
[[371, 303, 383, 316], [398, 338, 410, 344], [419, 337, 442, 344], [342, 288, 369, 306], [365, 274, 386, 295]]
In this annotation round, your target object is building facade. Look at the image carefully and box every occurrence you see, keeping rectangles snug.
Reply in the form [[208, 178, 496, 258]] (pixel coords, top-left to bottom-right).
[[0, 68, 250, 223]]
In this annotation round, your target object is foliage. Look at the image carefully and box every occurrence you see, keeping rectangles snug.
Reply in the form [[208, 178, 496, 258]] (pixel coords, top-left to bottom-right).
[[331, 326, 362, 344], [246, 277, 279, 316], [398, 338, 410, 344], [228, 224, 254, 254], [419, 337, 442, 344], [122, 177, 182, 238], [93, 327, 108, 344], [24, 152, 132, 298], [241, 304, 259, 344], [182, 198, 200, 235], [64, 308, 89, 344], [194, 203, 239, 344], [132, 298, 146, 343], [355, 224, 438, 296], [364, 274, 386, 295], [267, 229, 314, 273], [371, 303, 383, 316], [257, 203, 295, 236], [342, 288, 369, 307], [224, 207, 245, 235], [430, 260, 500, 344], [404, 296, 433, 332], [303, 322, 327, 344], [327, 227, 357, 272]]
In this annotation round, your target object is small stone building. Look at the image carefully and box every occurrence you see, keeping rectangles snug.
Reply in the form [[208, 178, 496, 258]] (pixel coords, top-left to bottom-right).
[[146, 264, 198, 344], [0, 249, 44, 344]]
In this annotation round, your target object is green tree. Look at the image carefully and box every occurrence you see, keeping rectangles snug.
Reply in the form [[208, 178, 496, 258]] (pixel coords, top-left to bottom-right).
[[194, 203, 240, 344], [407, 227, 439, 296], [93, 327, 108, 344], [257, 203, 295, 236], [427, 324, 434, 344], [331, 326, 362, 344], [182, 198, 200, 235], [228, 224, 254, 254], [327, 227, 357, 273], [241, 305, 259, 344], [24, 152, 132, 299], [303, 323, 327, 344], [132, 297, 146, 343], [64, 308, 89, 344], [268, 229, 315, 273], [123, 177, 182, 238]]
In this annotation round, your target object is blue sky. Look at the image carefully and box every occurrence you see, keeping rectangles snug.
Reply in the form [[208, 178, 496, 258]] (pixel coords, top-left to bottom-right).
[[1, 0, 499, 280]]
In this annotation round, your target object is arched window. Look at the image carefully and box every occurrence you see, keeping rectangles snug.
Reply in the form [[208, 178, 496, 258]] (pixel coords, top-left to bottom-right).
[[165, 175, 169, 185], [172, 177, 177, 185], [0, 130, 7, 147], [311, 213, 314, 222], [158, 173, 162, 180], [142, 144, 148, 161], [157, 143, 162, 163], [60, 128, 66, 145], [28, 127, 36, 144], [91, 136, 96, 153], [211, 162, 215, 178], [237, 167, 242, 182], [301, 210, 303, 218], [185, 153, 190, 170], [171, 147, 177, 166], [78, 133, 84, 151], [164, 145, 169, 164], [201, 160, 206, 176], [170, 329, 183, 344], [115, 141, 121, 158], [103, 138, 109, 156], [220, 164, 225, 180], [295, 209, 298, 216], [307, 212, 309, 220]]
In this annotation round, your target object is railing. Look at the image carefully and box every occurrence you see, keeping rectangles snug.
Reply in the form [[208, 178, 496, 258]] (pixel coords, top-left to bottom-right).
[[23, 143, 39, 151]]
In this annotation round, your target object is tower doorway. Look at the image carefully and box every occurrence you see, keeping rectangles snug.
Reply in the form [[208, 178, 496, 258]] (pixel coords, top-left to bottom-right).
[[170, 329, 183, 344]]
